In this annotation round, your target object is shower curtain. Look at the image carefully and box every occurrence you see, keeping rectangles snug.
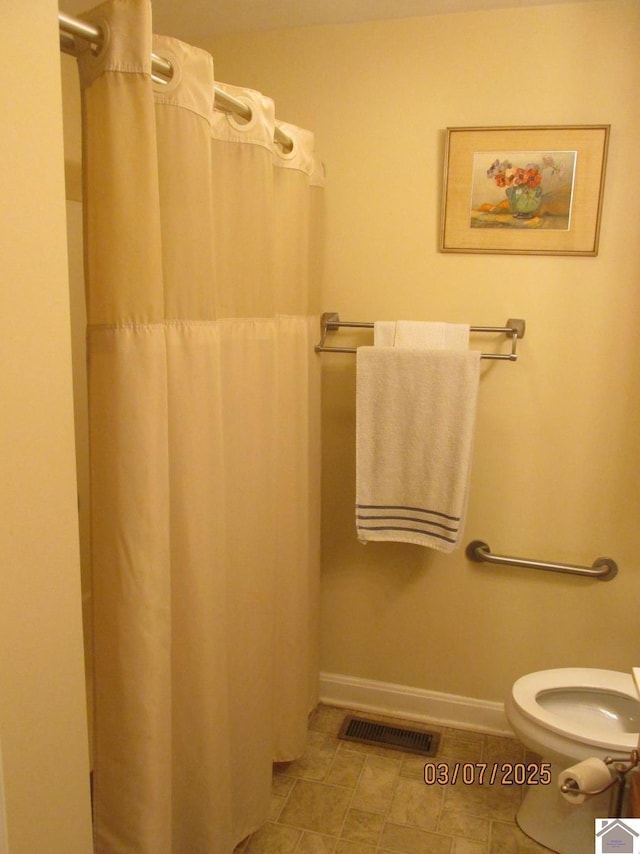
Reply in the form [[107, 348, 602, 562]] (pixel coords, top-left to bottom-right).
[[77, 1, 323, 850]]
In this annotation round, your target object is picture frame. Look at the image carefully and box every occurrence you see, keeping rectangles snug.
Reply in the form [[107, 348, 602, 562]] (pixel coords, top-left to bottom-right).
[[440, 125, 610, 256]]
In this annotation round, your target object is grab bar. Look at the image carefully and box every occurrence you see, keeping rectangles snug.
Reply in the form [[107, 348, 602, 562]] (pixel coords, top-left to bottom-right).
[[466, 540, 618, 581], [315, 313, 525, 360]]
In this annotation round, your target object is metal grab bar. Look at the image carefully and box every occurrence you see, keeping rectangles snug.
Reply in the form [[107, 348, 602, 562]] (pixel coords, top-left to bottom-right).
[[466, 540, 618, 582], [315, 313, 526, 360]]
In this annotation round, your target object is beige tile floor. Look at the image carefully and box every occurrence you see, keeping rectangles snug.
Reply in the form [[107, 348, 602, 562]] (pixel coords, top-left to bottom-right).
[[235, 704, 553, 853]]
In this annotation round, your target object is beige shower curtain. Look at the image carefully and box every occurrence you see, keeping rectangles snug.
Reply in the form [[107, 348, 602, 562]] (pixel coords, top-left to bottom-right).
[[77, 1, 323, 850]]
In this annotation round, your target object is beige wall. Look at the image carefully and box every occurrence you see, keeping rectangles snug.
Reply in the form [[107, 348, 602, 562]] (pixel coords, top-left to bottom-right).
[[204, 0, 640, 703], [0, 1, 93, 851]]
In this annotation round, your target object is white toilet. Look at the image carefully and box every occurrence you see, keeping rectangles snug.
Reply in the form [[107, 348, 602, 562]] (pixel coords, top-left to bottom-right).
[[506, 668, 640, 854]]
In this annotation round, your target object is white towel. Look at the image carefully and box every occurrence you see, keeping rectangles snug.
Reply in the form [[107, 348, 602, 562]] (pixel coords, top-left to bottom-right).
[[373, 321, 470, 350], [374, 321, 396, 346], [396, 321, 470, 349], [356, 346, 481, 551]]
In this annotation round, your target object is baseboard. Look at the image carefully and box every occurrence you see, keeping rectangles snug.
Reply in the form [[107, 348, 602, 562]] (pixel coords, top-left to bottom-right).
[[319, 671, 514, 737]]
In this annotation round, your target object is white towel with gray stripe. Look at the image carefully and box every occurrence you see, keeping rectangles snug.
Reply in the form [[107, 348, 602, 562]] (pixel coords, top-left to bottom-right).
[[356, 346, 481, 551]]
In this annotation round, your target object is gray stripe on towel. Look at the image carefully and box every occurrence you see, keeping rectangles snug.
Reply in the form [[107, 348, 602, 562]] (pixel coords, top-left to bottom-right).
[[356, 524, 457, 544], [356, 503, 460, 522], [356, 513, 459, 534]]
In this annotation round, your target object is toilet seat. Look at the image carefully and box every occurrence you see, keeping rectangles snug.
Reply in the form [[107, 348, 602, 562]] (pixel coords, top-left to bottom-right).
[[511, 667, 640, 752]]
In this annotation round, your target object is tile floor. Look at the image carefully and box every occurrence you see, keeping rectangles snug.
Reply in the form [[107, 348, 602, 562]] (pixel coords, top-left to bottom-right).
[[235, 704, 553, 853]]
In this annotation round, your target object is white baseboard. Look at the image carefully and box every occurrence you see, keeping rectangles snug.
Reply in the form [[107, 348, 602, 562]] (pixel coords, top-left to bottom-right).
[[319, 672, 514, 737]]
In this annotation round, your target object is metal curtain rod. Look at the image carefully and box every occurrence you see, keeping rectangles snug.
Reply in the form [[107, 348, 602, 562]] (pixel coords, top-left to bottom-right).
[[466, 540, 618, 581], [58, 11, 294, 153], [315, 313, 526, 361]]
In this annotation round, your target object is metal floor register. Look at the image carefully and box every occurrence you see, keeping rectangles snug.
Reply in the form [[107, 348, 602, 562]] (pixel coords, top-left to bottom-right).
[[338, 714, 440, 757]]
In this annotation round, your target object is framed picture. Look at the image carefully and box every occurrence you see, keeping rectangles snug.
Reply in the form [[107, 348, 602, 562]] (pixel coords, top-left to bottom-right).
[[440, 125, 610, 255]]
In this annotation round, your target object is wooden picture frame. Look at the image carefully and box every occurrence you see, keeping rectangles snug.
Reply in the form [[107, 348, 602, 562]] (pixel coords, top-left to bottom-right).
[[440, 125, 610, 255]]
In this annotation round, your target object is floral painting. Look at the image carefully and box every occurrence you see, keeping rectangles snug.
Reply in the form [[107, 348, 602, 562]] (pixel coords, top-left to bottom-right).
[[441, 126, 609, 255], [470, 150, 577, 230]]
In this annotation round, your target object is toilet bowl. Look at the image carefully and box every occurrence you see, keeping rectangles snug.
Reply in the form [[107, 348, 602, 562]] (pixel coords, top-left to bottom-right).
[[507, 668, 640, 766], [506, 668, 640, 854]]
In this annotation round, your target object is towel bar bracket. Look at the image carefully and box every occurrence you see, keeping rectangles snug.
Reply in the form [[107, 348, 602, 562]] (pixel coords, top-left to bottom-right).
[[506, 318, 526, 340], [466, 540, 618, 582], [315, 313, 526, 360], [322, 311, 341, 331]]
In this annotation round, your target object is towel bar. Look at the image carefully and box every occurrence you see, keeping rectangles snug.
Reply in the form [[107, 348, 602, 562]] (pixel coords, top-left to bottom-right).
[[466, 540, 618, 581], [315, 313, 525, 360]]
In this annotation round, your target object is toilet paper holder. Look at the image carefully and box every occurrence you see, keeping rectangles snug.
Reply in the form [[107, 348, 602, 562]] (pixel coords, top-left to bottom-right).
[[561, 751, 639, 817]]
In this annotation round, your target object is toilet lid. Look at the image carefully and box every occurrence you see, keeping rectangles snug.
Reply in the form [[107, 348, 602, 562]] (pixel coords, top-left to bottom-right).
[[511, 668, 640, 751]]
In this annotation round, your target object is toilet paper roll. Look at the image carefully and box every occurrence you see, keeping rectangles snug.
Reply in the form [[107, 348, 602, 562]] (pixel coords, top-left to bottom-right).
[[558, 758, 613, 804]]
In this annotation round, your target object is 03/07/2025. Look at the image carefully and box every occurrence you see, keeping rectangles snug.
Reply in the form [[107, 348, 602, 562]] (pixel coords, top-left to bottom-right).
[[423, 762, 552, 786]]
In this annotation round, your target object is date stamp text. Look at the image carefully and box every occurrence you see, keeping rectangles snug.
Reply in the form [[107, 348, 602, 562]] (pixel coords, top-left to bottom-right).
[[423, 762, 552, 786]]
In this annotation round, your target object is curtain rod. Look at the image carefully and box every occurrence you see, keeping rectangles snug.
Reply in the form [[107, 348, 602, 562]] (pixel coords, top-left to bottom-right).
[[58, 10, 294, 153]]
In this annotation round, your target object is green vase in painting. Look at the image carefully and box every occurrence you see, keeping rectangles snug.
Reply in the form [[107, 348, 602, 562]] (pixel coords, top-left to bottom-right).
[[505, 185, 543, 219]]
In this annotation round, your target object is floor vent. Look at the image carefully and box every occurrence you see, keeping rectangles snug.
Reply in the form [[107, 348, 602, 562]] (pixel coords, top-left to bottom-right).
[[338, 714, 440, 757]]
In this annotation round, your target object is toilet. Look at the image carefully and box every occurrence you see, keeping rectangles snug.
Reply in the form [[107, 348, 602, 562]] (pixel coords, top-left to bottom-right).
[[506, 668, 640, 854]]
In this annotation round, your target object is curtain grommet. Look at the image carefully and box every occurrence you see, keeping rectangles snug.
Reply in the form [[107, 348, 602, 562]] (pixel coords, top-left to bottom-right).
[[224, 96, 258, 133], [77, 15, 111, 75], [151, 47, 181, 93], [274, 128, 296, 160]]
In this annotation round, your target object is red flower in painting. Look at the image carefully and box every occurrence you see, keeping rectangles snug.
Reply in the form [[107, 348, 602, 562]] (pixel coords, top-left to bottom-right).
[[486, 157, 558, 190]]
